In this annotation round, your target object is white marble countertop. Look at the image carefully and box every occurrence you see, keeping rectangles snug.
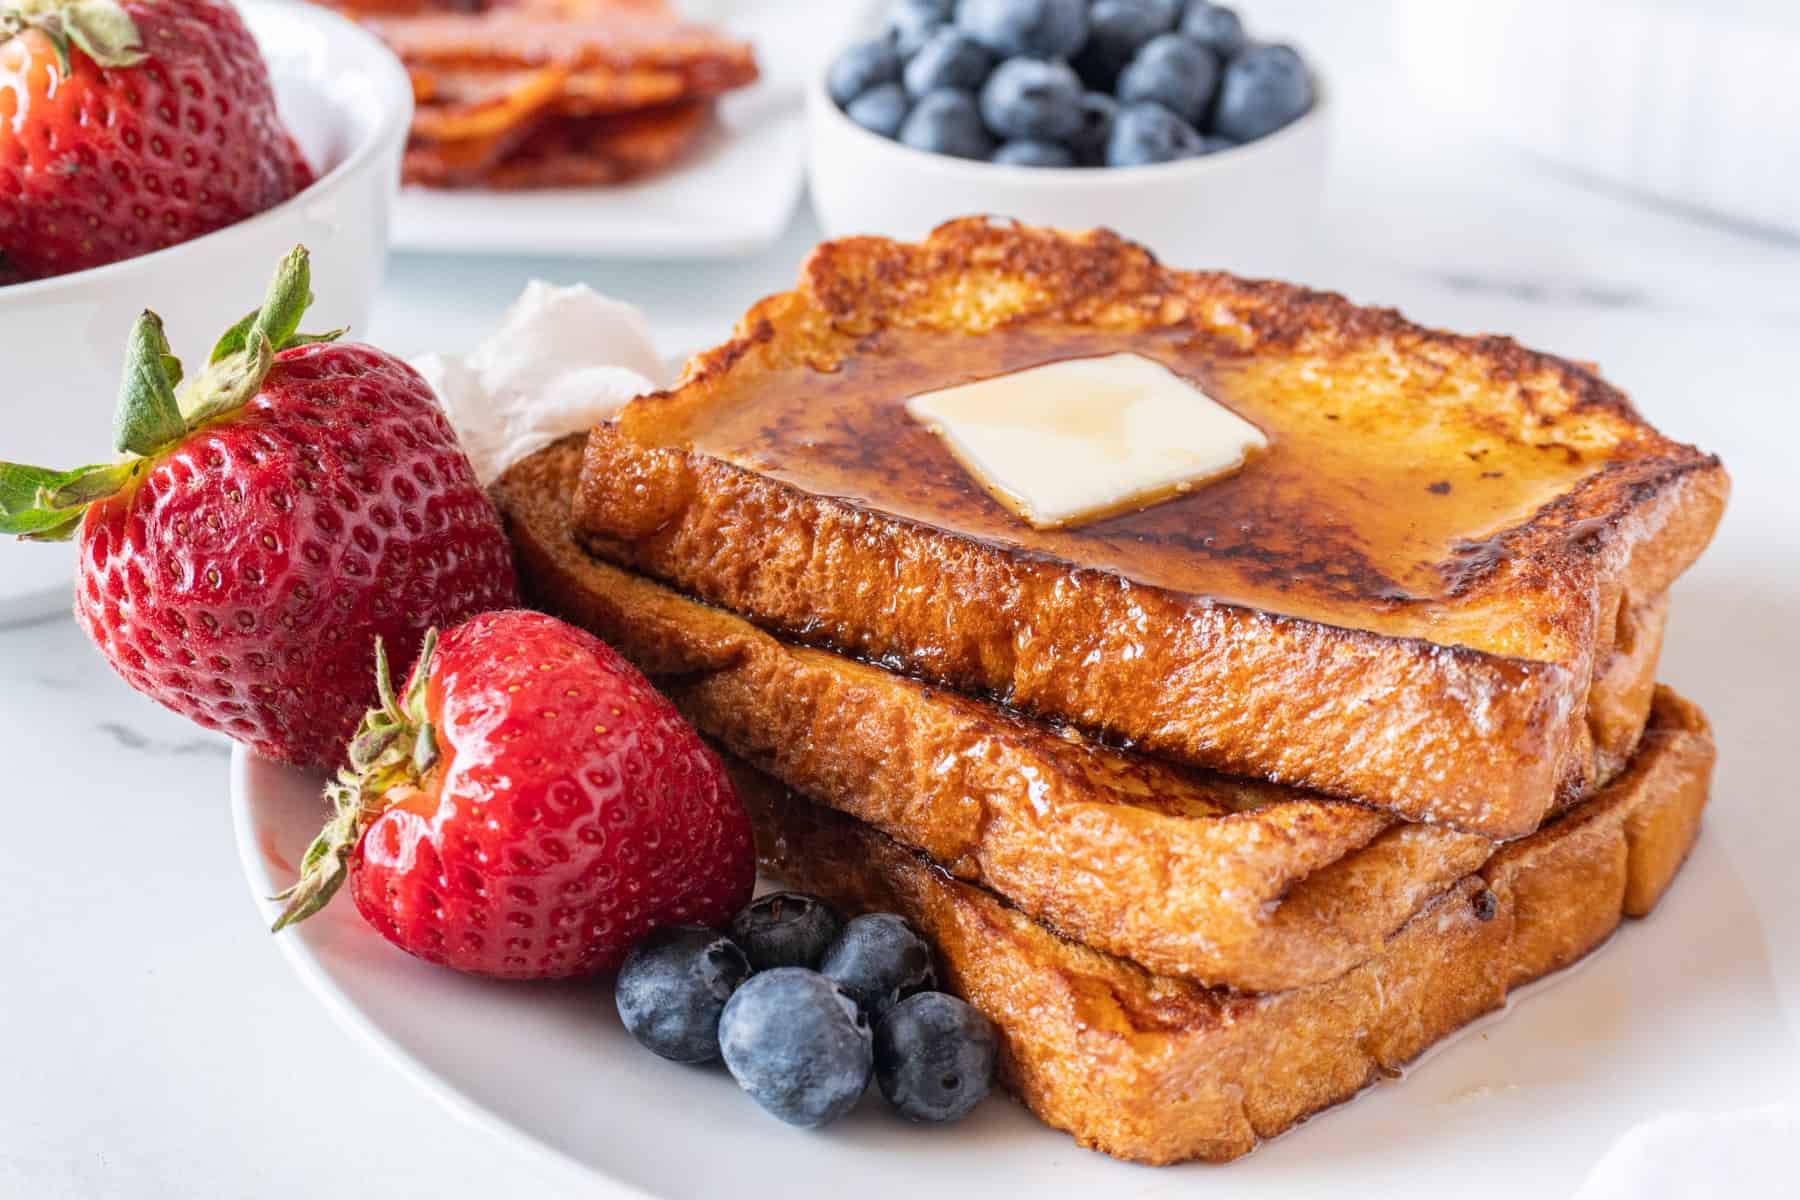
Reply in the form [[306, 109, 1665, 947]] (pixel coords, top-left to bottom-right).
[[5, 4, 1799, 1195]]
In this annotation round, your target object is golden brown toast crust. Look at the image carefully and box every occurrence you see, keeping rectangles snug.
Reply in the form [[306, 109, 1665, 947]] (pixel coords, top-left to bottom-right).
[[569, 219, 1726, 836], [496, 440, 1668, 990], [746, 687, 1713, 1165]]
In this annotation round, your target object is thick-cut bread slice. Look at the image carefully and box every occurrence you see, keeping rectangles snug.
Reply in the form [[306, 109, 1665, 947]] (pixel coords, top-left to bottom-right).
[[743, 686, 1713, 1165], [495, 439, 1668, 990], [570, 219, 1727, 836]]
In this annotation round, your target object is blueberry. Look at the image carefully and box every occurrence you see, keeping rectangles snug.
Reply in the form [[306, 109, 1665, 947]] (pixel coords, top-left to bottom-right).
[[846, 83, 911, 138], [730, 891, 845, 971], [718, 968, 873, 1129], [1070, 90, 1118, 165], [1179, 3, 1247, 59], [829, 37, 902, 109], [888, 0, 953, 59], [904, 29, 993, 97], [1213, 43, 1313, 142], [1072, 0, 1177, 91], [992, 139, 1074, 167], [978, 58, 1084, 142], [820, 913, 938, 1017], [1116, 33, 1219, 124], [898, 88, 994, 159], [954, 0, 1087, 60], [1196, 133, 1235, 155], [874, 992, 998, 1123], [1105, 100, 1202, 166], [615, 925, 751, 1064]]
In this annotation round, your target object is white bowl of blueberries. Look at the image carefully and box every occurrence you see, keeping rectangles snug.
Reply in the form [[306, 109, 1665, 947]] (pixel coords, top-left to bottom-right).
[[810, 0, 1326, 275]]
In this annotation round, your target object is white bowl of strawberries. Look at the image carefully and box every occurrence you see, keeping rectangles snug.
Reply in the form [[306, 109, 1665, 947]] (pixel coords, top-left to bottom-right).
[[0, 0, 411, 618]]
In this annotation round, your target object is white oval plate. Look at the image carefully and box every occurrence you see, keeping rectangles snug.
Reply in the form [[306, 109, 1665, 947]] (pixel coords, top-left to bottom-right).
[[232, 740, 1796, 1199]]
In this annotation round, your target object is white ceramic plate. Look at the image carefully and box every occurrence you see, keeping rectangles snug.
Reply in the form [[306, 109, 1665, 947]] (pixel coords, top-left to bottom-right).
[[387, 1, 869, 261], [390, 95, 807, 261], [232, 733, 1795, 1199]]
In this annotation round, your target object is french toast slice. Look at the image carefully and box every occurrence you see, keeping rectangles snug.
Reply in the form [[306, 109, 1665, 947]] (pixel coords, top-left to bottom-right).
[[743, 686, 1713, 1165], [569, 219, 1727, 836], [496, 439, 1668, 990]]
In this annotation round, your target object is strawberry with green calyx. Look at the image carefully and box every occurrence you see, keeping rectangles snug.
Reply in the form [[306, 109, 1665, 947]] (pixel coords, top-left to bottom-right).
[[0, 0, 145, 74], [0, 0, 313, 280], [2, 247, 342, 542], [276, 610, 757, 982], [273, 630, 444, 931], [0, 246, 519, 768]]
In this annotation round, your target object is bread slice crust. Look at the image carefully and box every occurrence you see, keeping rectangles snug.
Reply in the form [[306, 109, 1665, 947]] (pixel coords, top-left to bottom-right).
[[497, 439, 1669, 991], [570, 219, 1726, 836], [744, 686, 1713, 1165]]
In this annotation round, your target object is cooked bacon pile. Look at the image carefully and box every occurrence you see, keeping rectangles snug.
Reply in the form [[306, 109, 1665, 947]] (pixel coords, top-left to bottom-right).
[[324, 0, 758, 188]]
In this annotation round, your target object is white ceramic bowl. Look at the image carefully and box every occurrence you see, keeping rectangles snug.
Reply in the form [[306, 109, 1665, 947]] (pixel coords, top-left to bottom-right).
[[0, 0, 412, 620], [807, 72, 1329, 278]]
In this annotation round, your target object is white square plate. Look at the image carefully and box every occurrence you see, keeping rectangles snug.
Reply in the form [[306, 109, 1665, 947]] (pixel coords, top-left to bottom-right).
[[391, 97, 807, 260], [389, 1, 866, 260]]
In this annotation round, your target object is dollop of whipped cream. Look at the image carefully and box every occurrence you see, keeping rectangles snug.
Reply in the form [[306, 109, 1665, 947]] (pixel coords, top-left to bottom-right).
[[414, 280, 664, 485]]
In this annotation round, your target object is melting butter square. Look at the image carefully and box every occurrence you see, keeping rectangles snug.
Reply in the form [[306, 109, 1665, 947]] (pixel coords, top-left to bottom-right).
[[904, 352, 1267, 529]]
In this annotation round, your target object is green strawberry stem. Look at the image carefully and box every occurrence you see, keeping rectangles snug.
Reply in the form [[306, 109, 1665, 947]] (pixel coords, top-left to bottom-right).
[[1, 0, 148, 74], [113, 310, 185, 455], [0, 245, 344, 543], [271, 630, 442, 932]]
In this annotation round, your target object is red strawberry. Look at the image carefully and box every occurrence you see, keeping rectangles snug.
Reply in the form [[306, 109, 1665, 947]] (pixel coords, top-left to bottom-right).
[[0, 246, 518, 767], [273, 609, 756, 980], [0, 0, 313, 280]]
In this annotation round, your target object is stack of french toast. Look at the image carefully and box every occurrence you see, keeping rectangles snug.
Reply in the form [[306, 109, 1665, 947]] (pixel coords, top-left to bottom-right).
[[491, 219, 1729, 1164]]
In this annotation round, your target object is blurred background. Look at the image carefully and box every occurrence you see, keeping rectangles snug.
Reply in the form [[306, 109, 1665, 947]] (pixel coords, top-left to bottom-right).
[[364, 0, 1800, 362]]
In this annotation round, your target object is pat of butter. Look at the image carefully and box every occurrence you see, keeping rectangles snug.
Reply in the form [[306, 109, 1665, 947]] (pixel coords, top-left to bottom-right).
[[905, 353, 1267, 529]]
